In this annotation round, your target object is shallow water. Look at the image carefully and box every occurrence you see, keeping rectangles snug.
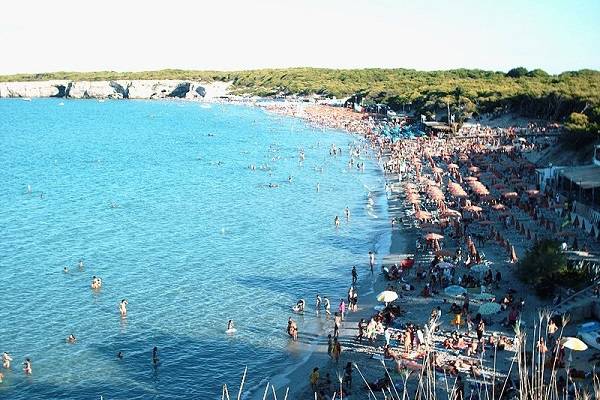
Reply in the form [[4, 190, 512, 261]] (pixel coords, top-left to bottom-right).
[[0, 99, 388, 399]]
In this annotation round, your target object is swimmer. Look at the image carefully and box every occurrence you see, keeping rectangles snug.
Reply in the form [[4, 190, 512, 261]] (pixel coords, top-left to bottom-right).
[[334, 216, 340, 228], [23, 358, 32, 375], [345, 207, 350, 220], [316, 183, 320, 192], [117, 351, 124, 359], [63, 266, 69, 273], [91, 276, 102, 289], [152, 347, 159, 365], [0, 371, 3, 383], [2, 352, 13, 369], [119, 299, 128, 317], [288, 175, 293, 183], [227, 320, 235, 331], [268, 183, 279, 188], [67, 334, 77, 344], [78, 259, 84, 270], [27, 184, 32, 193], [296, 299, 306, 313]]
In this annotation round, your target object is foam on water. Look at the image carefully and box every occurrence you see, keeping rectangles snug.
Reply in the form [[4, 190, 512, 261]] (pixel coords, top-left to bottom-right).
[[0, 99, 389, 399]]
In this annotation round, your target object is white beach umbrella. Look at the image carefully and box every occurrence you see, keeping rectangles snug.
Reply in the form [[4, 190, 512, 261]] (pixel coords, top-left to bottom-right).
[[444, 285, 467, 297], [561, 337, 588, 351], [478, 302, 501, 315], [376, 291, 398, 303]]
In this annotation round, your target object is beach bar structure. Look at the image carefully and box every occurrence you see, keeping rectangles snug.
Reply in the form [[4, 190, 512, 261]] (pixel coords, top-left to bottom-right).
[[558, 164, 600, 207]]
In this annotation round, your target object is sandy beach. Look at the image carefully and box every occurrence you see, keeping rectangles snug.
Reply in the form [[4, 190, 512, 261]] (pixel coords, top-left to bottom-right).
[[257, 103, 600, 400]]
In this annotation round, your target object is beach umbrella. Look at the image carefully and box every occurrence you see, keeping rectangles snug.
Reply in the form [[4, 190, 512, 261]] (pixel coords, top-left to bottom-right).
[[478, 302, 501, 315], [441, 209, 462, 218], [561, 337, 588, 351], [491, 203, 506, 210], [376, 291, 398, 303], [463, 205, 483, 213], [503, 192, 518, 199], [526, 189, 540, 197], [424, 233, 444, 241], [415, 211, 432, 221], [473, 293, 495, 301], [444, 285, 467, 297], [470, 264, 488, 274]]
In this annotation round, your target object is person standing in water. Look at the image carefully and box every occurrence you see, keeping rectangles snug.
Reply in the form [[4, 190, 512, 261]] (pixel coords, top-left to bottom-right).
[[369, 251, 375, 273], [316, 183, 320, 192], [338, 299, 346, 321], [334, 216, 340, 228], [152, 347, 159, 365], [345, 206, 350, 221], [352, 266, 358, 284], [119, 299, 128, 317], [227, 320, 235, 331], [2, 352, 13, 369], [23, 358, 32, 375], [316, 294, 322, 313], [78, 259, 84, 270], [323, 296, 331, 316]]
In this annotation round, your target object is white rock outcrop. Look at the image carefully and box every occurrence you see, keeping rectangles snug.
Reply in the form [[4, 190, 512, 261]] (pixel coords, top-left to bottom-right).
[[67, 81, 124, 99], [0, 81, 66, 98], [0, 80, 232, 100]]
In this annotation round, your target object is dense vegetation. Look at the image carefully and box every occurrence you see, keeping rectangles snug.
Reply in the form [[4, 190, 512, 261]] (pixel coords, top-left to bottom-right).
[[517, 239, 591, 297], [2, 67, 600, 123]]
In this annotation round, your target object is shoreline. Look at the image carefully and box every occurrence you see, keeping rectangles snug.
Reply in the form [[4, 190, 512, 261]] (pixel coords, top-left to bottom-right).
[[256, 105, 413, 399]]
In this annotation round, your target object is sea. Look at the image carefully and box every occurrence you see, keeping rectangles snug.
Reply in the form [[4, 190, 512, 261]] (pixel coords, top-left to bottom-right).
[[0, 98, 389, 399]]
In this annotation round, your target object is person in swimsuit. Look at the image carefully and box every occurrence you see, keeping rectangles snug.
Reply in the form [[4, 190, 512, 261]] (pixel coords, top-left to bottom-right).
[[23, 358, 32, 375], [324, 296, 331, 316], [2, 352, 13, 369], [334, 216, 340, 228], [296, 299, 305, 313], [227, 320, 235, 331], [66, 334, 77, 344], [119, 299, 128, 317]]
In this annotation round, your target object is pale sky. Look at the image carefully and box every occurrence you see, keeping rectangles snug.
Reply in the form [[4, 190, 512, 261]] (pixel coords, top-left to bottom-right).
[[2, 0, 599, 74]]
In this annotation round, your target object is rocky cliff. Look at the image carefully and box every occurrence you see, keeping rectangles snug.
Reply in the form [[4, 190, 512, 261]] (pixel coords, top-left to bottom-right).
[[0, 80, 227, 99]]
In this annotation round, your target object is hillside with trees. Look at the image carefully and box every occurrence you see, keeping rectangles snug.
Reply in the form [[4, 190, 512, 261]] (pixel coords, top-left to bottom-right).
[[1, 67, 599, 134]]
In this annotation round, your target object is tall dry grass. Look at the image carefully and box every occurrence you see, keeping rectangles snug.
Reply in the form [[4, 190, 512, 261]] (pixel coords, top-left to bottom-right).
[[221, 310, 598, 400]]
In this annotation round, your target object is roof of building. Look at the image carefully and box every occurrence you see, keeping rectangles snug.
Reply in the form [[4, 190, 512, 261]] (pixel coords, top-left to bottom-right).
[[559, 165, 600, 189]]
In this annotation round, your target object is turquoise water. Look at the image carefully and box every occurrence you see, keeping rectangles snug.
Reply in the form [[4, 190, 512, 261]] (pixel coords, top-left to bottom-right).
[[0, 99, 388, 399]]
